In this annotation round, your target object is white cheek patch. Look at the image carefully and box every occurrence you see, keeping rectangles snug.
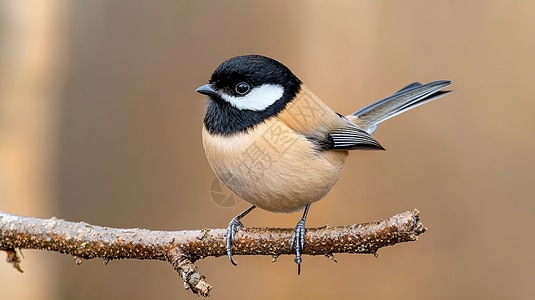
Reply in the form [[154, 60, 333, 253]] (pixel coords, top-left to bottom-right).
[[220, 84, 284, 111]]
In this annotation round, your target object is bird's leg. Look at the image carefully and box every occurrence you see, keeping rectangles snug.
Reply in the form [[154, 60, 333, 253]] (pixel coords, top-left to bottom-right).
[[226, 205, 256, 266], [290, 204, 311, 275]]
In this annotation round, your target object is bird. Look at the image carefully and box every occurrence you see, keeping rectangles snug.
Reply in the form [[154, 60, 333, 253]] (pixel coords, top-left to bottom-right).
[[196, 54, 452, 274]]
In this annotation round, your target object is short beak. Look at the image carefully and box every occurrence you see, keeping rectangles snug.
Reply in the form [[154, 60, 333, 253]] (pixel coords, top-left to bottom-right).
[[196, 84, 218, 96]]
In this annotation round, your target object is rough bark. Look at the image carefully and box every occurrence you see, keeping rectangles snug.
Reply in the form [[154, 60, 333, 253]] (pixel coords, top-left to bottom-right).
[[0, 210, 426, 297]]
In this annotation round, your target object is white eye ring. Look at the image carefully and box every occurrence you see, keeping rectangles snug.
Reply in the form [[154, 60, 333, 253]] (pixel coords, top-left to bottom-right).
[[220, 84, 284, 111], [235, 82, 250, 95]]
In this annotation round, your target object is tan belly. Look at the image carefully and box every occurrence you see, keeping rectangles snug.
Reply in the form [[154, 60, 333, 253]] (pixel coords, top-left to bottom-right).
[[202, 120, 348, 213]]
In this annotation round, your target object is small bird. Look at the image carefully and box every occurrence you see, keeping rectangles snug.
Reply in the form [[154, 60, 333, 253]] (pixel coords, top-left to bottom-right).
[[197, 55, 452, 274]]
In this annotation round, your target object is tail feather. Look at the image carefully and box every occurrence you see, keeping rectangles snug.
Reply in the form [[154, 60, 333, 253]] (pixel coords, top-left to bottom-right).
[[350, 80, 452, 134], [395, 82, 423, 93]]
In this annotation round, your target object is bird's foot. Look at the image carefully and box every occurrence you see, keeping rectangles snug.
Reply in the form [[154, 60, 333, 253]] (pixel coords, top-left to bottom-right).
[[290, 219, 306, 275], [226, 216, 244, 266]]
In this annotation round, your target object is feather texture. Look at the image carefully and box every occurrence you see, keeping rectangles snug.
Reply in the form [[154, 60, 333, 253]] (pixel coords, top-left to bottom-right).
[[350, 80, 452, 134]]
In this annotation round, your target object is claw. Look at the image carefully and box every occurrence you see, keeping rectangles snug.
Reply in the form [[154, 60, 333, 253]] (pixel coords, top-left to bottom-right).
[[226, 217, 243, 266], [225, 205, 256, 267], [228, 253, 238, 266], [290, 219, 306, 275], [226, 235, 238, 266]]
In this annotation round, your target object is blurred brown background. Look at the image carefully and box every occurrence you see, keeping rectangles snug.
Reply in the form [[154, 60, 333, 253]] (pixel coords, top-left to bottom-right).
[[1, 1, 534, 299]]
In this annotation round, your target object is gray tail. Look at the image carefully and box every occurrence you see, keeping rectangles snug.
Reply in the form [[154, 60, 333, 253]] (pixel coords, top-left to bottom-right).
[[351, 80, 453, 134]]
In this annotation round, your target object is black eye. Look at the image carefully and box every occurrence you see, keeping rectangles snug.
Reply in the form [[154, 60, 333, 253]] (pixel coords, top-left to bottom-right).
[[235, 82, 250, 95]]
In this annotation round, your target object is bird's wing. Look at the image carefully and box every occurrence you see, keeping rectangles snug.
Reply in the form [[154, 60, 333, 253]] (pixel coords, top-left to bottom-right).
[[328, 126, 384, 150], [308, 118, 384, 151]]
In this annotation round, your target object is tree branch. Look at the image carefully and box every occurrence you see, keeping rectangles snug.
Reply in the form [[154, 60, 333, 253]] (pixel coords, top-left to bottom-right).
[[0, 209, 426, 297]]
